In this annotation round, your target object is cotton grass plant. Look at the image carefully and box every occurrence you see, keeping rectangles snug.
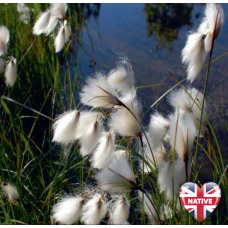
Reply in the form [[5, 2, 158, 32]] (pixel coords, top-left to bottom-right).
[[182, 3, 224, 83], [0, 25, 10, 57], [0, 25, 18, 87], [0, 3, 228, 225], [50, 3, 227, 224], [0, 183, 19, 202], [33, 3, 71, 53]]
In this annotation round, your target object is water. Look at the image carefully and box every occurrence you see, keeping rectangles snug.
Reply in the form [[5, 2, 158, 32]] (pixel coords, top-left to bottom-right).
[[79, 3, 228, 109], [78, 3, 228, 159]]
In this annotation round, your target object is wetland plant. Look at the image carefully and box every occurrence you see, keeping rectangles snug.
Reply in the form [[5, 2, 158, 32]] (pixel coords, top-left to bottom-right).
[[50, 3, 224, 225], [33, 3, 71, 53], [0, 3, 227, 225]]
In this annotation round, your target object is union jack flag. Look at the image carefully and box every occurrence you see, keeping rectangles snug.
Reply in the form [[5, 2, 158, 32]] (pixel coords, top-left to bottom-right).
[[179, 182, 221, 222]]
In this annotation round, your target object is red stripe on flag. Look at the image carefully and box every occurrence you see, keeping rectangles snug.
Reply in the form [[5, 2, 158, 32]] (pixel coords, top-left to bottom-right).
[[187, 208, 194, 212], [180, 189, 188, 194], [207, 187, 219, 195]]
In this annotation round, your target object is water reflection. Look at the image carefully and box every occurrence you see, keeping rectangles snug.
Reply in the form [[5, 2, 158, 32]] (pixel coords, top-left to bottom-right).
[[58, 4, 101, 72], [144, 3, 202, 51], [69, 4, 101, 31]]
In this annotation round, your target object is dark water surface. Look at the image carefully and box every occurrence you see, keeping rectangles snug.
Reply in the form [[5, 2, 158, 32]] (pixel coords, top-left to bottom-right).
[[79, 3, 228, 109], [77, 3, 228, 160]]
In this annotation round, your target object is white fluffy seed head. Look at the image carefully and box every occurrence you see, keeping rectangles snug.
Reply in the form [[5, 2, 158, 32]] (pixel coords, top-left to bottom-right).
[[91, 131, 115, 169], [168, 112, 196, 160], [52, 110, 101, 145], [50, 3, 68, 18], [0, 25, 10, 44], [17, 4, 30, 25], [54, 23, 65, 53], [52, 196, 84, 225], [138, 191, 159, 225], [107, 61, 135, 90], [182, 32, 207, 83], [17, 3, 29, 14], [169, 88, 207, 136], [0, 58, 4, 73], [81, 194, 108, 225], [96, 156, 135, 193], [1, 183, 19, 201], [158, 159, 186, 200], [148, 112, 170, 149], [0, 25, 10, 56], [163, 133, 170, 142], [143, 145, 166, 173], [80, 117, 103, 157], [109, 91, 141, 136], [76, 111, 101, 140], [45, 16, 59, 35], [168, 88, 191, 116], [33, 10, 51, 35], [204, 33, 212, 53], [52, 110, 79, 144], [205, 3, 225, 38], [19, 13, 30, 25], [182, 3, 224, 83], [5, 58, 17, 87], [198, 18, 210, 34], [197, 19, 211, 53], [117, 54, 135, 88], [80, 72, 120, 108], [107, 66, 128, 88], [114, 150, 129, 159], [110, 196, 130, 225], [188, 87, 208, 135], [182, 33, 205, 63], [64, 21, 71, 43]]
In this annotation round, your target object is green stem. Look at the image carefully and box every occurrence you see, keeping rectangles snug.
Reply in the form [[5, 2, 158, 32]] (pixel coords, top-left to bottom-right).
[[194, 4, 221, 176]]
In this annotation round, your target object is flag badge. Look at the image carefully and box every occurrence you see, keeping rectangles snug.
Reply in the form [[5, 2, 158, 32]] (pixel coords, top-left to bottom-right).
[[180, 182, 221, 222]]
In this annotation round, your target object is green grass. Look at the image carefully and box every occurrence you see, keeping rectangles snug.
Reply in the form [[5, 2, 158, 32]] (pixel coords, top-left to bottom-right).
[[0, 3, 228, 225]]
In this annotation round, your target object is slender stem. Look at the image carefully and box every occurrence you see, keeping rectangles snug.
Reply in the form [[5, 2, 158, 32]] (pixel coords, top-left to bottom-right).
[[194, 4, 221, 176], [185, 129, 189, 181], [138, 133, 144, 191], [138, 188, 160, 224], [18, 37, 36, 66], [138, 133, 145, 222], [172, 111, 179, 214]]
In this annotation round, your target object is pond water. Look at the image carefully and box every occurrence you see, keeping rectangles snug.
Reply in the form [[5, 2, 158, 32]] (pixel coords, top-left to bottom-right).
[[0, 3, 227, 160], [78, 4, 228, 98], [77, 3, 228, 158]]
